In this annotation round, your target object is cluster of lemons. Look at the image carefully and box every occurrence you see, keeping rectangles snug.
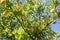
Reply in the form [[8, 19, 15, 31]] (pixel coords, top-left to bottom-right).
[[50, 8, 57, 24], [47, 8, 60, 39], [0, 0, 7, 17]]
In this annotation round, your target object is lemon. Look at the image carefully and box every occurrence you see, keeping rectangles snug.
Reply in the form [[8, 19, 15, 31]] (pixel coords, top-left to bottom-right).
[[57, 15, 60, 19], [29, 27, 34, 32], [1, 0, 6, 4], [50, 8, 55, 13], [2, 10, 7, 16], [48, 34, 53, 39], [43, 18, 48, 23], [52, 20, 56, 24], [23, 17, 28, 21]]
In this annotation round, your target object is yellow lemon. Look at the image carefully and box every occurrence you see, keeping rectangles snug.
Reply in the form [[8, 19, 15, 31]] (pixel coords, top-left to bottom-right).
[[2, 10, 7, 16], [29, 27, 34, 32], [50, 8, 55, 13], [48, 34, 53, 39], [23, 17, 28, 21], [52, 20, 56, 24], [1, 0, 6, 4], [43, 18, 48, 23]]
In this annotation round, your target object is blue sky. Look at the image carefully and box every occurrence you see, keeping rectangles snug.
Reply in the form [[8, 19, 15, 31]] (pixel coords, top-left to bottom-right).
[[51, 18, 60, 32]]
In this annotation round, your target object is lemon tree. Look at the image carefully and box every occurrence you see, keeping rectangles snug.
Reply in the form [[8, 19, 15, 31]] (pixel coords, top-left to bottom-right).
[[0, 0, 60, 40]]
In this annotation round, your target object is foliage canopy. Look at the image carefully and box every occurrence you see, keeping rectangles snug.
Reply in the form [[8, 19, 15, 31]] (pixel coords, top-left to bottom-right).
[[0, 0, 60, 40]]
